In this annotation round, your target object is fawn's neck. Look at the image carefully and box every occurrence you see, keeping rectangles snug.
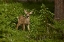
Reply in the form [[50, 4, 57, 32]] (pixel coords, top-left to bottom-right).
[[25, 16, 30, 18]]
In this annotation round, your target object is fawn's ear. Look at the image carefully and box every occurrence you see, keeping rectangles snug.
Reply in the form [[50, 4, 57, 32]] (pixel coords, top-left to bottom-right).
[[24, 9, 28, 14], [29, 11, 33, 14]]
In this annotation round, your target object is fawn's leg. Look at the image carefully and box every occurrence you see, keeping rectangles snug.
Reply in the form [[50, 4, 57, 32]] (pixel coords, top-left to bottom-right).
[[27, 24, 30, 31], [16, 23, 20, 30], [23, 24, 25, 30]]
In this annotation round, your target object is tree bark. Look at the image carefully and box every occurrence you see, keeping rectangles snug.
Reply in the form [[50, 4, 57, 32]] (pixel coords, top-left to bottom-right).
[[54, 0, 64, 20]]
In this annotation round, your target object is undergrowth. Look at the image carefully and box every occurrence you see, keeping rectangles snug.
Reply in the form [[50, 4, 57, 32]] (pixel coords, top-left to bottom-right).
[[0, 2, 64, 42]]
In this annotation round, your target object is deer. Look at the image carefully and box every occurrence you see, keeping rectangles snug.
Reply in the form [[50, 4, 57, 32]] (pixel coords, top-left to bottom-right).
[[16, 9, 33, 31]]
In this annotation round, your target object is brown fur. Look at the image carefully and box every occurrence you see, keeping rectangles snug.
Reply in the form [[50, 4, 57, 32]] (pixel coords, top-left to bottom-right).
[[16, 9, 33, 31]]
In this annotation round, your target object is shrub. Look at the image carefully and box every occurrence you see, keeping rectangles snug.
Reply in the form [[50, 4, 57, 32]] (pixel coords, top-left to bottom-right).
[[0, 2, 64, 42]]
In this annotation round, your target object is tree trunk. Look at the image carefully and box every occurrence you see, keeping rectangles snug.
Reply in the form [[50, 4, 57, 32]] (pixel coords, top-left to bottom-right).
[[54, 0, 64, 20]]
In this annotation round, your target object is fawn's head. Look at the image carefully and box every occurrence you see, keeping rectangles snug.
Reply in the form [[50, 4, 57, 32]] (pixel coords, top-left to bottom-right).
[[24, 9, 33, 17]]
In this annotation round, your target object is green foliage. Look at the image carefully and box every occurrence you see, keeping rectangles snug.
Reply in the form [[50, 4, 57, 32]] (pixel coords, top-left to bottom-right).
[[53, 20, 64, 39], [0, 3, 24, 29], [37, 5, 53, 39], [30, 3, 54, 40], [0, 2, 41, 42], [42, 0, 54, 12], [0, 2, 64, 42], [40, 4, 54, 24]]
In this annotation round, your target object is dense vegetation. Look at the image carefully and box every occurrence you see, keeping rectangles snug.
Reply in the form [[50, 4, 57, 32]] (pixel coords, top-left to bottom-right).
[[0, 1, 64, 42]]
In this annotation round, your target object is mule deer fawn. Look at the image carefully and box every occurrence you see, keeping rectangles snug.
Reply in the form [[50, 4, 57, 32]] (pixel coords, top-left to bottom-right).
[[16, 9, 33, 31]]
